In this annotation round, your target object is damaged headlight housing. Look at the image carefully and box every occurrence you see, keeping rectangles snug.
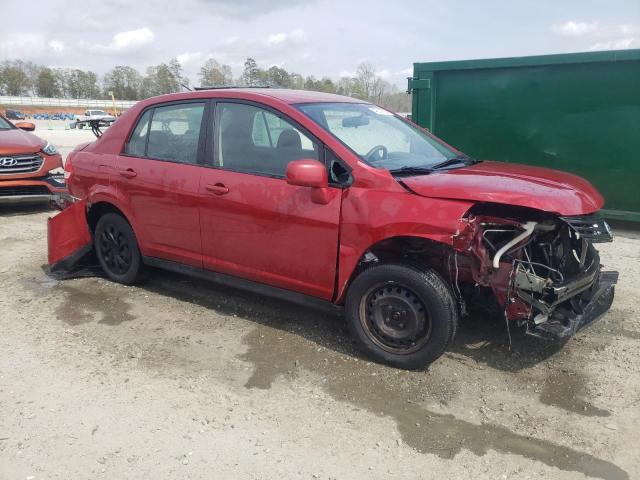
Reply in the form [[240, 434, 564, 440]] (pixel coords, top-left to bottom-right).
[[42, 142, 58, 155], [560, 214, 614, 243]]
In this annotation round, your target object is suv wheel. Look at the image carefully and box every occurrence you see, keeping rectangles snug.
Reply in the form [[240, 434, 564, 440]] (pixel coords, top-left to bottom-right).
[[94, 213, 143, 285], [345, 263, 458, 369]]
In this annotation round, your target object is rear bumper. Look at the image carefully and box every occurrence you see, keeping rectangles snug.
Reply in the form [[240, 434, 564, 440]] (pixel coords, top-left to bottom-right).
[[0, 174, 67, 204]]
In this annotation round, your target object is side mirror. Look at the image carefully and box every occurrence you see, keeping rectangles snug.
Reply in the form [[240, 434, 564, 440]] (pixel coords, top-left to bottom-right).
[[286, 160, 328, 188], [16, 122, 35, 131]]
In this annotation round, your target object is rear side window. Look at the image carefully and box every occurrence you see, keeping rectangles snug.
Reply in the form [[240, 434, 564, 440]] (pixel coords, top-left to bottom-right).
[[147, 103, 205, 164], [125, 110, 151, 157], [125, 103, 205, 164]]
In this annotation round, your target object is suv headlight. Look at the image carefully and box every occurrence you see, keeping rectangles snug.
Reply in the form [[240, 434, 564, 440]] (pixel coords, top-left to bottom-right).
[[42, 142, 58, 155]]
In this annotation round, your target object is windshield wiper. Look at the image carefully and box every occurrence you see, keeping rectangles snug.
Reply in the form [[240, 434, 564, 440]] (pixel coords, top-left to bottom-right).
[[388, 166, 434, 176], [389, 156, 479, 176], [429, 155, 478, 170]]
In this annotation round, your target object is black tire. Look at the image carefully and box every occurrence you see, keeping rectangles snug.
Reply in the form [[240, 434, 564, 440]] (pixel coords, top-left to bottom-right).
[[345, 263, 458, 369], [94, 213, 143, 285]]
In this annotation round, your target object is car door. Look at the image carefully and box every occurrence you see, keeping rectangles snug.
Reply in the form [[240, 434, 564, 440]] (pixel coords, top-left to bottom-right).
[[116, 101, 207, 268], [199, 101, 342, 300]]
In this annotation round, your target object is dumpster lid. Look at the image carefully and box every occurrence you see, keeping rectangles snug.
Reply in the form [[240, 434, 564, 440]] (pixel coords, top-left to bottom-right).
[[413, 48, 640, 73]]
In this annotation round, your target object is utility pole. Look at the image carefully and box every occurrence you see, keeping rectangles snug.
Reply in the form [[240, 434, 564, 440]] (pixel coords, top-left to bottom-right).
[[109, 91, 118, 116]]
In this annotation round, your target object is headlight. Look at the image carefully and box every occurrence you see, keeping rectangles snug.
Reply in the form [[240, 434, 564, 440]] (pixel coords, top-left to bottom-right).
[[42, 142, 58, 155]]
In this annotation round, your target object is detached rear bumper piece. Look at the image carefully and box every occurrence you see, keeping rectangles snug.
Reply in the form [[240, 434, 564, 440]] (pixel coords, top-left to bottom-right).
[[47, 198, 92, 272], [527, 270, 618, 340]]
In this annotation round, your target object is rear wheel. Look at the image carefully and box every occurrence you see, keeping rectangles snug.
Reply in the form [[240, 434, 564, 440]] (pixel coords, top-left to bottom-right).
[[345, 263, 458, 369], [94, 213, 143, 285]]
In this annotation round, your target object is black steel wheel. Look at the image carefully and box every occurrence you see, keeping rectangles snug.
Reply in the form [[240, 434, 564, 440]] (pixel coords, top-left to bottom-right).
[[94, 213, 142, 284], [360, 282, 431, 354], [346, 263, 458, 369]]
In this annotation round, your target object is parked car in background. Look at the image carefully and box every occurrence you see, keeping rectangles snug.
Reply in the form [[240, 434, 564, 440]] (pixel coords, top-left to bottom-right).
[[4, 109, 26, 120], [73, 109, 116, 129], [63, 89, 617, 369], [0, 114, 65, 204]]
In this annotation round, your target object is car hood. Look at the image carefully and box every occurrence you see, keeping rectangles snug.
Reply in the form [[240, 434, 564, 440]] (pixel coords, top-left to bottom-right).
[[400, 161, 604, 216], [0, 128, 45, 155]]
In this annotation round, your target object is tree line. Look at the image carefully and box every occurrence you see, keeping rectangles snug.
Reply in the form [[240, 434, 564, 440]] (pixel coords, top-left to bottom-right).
[[0, 58, 411, 112]]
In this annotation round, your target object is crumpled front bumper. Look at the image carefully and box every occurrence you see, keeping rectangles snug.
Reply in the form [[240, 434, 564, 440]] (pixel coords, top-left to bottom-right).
[[526, 269, 618, 340]]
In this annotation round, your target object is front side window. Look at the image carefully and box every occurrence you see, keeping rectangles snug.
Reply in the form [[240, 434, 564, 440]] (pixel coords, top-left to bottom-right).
[[296, 102, 462, 172], [216, 102, 319, 177], [146, 103, 205, 163]]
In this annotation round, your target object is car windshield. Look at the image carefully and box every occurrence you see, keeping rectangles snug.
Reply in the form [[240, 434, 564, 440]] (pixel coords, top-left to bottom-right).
[[0, 116, 13, 129], [296, 102, 463, 171]]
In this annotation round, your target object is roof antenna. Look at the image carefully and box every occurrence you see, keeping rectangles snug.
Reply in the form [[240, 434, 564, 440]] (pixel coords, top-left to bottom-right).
[[180, 83, 193, 92]]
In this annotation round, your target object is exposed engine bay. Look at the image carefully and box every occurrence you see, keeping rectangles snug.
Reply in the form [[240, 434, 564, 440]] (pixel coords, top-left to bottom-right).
[[452, 205, 618, 340]]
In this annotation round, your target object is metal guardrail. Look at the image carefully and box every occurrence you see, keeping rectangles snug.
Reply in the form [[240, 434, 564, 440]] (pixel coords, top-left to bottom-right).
[[0, 95, 137, 109]]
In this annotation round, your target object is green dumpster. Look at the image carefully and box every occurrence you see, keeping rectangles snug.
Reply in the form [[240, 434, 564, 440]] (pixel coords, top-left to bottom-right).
[[409, 49, 640, 222]]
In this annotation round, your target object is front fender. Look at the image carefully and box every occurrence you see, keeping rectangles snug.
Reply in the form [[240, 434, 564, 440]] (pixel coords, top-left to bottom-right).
[[335, 187, 474, 303]]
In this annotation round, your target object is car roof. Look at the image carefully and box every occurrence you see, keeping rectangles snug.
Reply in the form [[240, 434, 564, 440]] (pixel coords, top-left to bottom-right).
[[235, 88, 366, 104], [145, 88, 368, 106]]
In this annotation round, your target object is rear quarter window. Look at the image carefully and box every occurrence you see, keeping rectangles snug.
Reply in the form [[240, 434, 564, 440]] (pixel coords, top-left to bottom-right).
[[125, 110, 152, 157]]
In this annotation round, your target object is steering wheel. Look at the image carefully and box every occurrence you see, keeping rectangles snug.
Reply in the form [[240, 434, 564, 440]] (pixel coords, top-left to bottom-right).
[[364, 145, 388, 164]]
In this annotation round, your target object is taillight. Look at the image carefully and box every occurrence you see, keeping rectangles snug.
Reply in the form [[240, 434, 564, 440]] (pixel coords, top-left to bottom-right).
[[64, 154, 74, 181]]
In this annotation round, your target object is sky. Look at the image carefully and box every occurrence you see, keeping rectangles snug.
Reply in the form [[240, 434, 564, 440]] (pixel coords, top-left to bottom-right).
[[1, 0, 639, 87]]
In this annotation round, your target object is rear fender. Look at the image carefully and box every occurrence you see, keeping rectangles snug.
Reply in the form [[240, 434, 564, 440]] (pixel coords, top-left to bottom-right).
[[86, 187, 148, 254]]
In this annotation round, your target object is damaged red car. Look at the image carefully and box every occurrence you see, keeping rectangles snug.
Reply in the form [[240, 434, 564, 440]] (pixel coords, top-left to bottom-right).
[[57, 89, 617, 369]]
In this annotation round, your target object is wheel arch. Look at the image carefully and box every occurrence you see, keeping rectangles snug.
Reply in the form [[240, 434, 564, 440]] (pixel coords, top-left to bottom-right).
[[86, 201, 131, 233], [336, 234, 456, 304], [84, 188, 145, 242]]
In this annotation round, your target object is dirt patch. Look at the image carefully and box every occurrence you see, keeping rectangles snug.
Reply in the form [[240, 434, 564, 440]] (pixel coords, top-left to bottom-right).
[[539, 370, 610, 417], [55, 284, 135, 326], [241, 321, 626, 480]]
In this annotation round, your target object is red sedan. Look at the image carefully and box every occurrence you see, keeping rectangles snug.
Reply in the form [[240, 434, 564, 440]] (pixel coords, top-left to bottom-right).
[[62, 89, 616, 368]]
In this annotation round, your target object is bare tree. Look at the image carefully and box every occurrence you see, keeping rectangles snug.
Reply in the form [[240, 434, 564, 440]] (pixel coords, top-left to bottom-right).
[[0, 60, 32, 95], [35, 67, 62, 97], [103, 66, 143, 100], [199, 59, 233, 87], [241, 58, 261, 86], [140, 58, 187, 97]]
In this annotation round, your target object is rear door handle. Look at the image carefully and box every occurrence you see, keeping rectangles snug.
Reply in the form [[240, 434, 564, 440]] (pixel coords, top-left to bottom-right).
[[119, 168, 137, 179], [205, 183, 229, 195]]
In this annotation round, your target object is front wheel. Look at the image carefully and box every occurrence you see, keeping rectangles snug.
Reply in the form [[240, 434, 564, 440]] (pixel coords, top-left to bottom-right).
[[345, 263, 458, 369], [94, 213, 143, 285]]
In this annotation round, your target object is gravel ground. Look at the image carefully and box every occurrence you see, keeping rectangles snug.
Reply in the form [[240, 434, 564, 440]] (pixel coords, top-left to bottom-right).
[[0, 127, 639, 479], [1, 207, 638, 480]]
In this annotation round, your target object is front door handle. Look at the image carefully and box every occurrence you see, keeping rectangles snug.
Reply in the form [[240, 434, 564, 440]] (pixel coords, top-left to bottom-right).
[[205, 183, 229, 195], [119, 168, 137, 179]]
